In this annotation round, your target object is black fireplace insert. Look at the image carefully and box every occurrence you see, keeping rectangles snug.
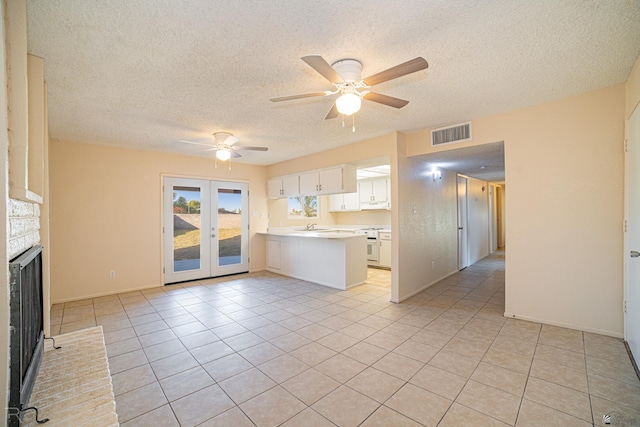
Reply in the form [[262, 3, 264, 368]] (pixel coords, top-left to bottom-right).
[[7, 245, 44, 426]]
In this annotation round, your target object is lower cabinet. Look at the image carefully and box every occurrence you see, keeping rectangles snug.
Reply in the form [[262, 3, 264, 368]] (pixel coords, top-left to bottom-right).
[[266, 239, 281, 270], [378, 232, 391, 268], [264, 234, 367, 289]]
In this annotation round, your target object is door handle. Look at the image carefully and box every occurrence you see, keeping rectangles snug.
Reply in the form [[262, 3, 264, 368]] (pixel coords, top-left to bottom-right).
[[211, 234, 216, 238], [632, 251, 640, 258], [458, 227, 464, 230]]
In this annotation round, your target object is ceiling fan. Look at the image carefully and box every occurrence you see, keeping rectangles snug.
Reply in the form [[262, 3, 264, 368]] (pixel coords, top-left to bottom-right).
[[270, 55, 429, 121], [180, 132, 268, 162]]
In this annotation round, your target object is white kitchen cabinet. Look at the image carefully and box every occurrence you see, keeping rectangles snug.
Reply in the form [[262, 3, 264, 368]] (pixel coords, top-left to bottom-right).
[[299, 171, 319, 195], [263, 233, 367, 290], [359, 177, 389, 209], [266, 239, 281, 269], [267, 175, 299, 199], [299, 165, 357, 195], [270, 165, 357, 198], [329, 191, 360, 212], [378, 232, 391, 268]]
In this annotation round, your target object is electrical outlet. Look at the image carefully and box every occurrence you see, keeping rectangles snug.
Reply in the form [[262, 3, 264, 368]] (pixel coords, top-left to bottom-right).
[[109, 270, 116, 278]]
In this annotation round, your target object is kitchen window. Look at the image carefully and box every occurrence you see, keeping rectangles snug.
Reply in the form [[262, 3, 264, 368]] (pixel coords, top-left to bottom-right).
[[288, 196, 319, 219]]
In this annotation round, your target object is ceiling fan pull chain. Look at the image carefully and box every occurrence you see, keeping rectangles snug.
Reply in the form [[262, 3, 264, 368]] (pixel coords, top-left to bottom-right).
[[341, 115, 345, 129], [352, 115, 356, 132], [214, 157, 218, 169]]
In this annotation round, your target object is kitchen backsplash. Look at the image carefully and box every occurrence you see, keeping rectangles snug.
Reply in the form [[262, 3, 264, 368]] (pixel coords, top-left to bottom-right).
[[267, 195, 391, 229]]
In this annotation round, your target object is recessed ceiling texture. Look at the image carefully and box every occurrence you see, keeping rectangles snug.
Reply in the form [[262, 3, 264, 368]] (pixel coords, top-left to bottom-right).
[[26, 1, 640, 167]]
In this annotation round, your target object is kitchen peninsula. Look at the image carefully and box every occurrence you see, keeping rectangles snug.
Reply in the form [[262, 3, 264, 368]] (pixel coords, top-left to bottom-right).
[[260, 228, 367, 290]]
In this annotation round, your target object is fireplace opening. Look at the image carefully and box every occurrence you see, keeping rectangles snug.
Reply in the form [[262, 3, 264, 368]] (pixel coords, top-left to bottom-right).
[[8, 245, 45, 427]]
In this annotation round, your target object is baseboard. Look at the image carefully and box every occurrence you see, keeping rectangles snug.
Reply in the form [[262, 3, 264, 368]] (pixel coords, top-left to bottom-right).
[[503, 312, 624, 339], [51, 282, 162, 305], [394, 269, 458, 303]]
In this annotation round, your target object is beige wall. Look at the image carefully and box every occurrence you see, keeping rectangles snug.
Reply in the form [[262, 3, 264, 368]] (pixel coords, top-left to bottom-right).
[[395, 134, 459, 302], [408, 84, 626, 336], [49, 140, 268, 303], [267, 133, 395, 177], [268, 196, 392, 229], [333, 209, 391, 227]]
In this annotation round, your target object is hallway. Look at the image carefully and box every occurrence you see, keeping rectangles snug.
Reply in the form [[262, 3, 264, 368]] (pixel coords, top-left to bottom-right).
[[51, 250, 640, 426]]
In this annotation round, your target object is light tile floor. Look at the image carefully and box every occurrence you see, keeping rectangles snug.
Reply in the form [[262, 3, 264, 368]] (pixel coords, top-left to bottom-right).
[[51, 252, 640, 426]]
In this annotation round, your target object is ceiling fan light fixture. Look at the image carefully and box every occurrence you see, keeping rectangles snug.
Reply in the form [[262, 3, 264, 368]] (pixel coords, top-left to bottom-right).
[[216, 149, 231, 161], [336, 92, 361, 116]]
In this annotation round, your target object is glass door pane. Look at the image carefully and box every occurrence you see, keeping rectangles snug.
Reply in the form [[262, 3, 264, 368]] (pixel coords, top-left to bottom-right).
[[211, 181, 249, 276], [164, 177, 211, 284], [173, 186, 202, 272], [217, 188, 242, 266]]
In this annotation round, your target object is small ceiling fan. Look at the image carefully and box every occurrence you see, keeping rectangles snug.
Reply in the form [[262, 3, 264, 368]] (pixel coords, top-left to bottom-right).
[[270, 55, 429, 120], [180, 132, 268, 162]]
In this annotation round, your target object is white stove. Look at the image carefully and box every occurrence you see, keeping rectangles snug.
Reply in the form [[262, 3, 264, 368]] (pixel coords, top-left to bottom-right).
[[355, 228, 384, 265]]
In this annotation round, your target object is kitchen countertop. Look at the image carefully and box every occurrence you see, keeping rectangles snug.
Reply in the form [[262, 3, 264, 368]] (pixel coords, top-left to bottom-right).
[[258, 229, 363, 239]]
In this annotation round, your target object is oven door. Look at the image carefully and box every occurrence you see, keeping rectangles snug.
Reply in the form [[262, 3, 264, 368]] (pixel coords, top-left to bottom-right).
[[366, 239, 379, 263]]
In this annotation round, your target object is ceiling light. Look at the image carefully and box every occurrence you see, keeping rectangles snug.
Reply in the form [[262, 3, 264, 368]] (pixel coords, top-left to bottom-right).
[[216, 149, 231, 161], [336, 92, 361, 116]]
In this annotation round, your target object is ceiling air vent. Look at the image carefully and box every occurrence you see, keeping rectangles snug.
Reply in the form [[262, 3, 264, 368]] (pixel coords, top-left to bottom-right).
[[431, 122, 472, 146]]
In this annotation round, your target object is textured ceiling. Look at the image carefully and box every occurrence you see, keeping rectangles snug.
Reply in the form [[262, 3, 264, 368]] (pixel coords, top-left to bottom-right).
[[416, 141, 506, 183], [26, 1, 640, 168]]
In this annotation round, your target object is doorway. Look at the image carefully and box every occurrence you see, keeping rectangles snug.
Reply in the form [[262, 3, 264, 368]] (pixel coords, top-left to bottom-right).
[[163, 177, 249, 284], [625, 105, 640, 365], [457, 175, 469, 270]]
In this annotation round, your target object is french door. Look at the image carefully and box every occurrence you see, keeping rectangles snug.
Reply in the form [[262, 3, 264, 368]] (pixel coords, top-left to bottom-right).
[[163, 177, 249, 284]]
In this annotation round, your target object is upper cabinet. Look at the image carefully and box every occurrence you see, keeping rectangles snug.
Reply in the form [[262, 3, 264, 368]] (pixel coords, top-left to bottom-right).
[[268, 165, 356, 199], [267, 175, 299, 199], [329, 191, 360, 212], [359, 177, 390, 210], [299, 165, 357, 195]]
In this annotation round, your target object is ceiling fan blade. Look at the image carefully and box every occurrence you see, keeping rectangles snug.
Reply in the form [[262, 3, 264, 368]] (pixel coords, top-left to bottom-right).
[[233, 145, 268, 151], [325, 103, 339, 120], [363, 92, 410, 108], [363, 57, 428, 87], [225, 135, 240, 146], [301, 55, 344, 84], [179, 139, 215, 148], [231, 151, 242, 158], [270, 91, 332, 102]]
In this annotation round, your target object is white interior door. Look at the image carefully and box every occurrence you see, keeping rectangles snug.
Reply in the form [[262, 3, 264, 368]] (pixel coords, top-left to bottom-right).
[[625, 105, 640, 365], [457, 175, 469, 270], [163, 177, 249, 284]]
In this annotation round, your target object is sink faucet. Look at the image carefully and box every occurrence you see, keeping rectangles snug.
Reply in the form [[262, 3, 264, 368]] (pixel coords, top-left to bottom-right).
[[306, 223, 317, 230]]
